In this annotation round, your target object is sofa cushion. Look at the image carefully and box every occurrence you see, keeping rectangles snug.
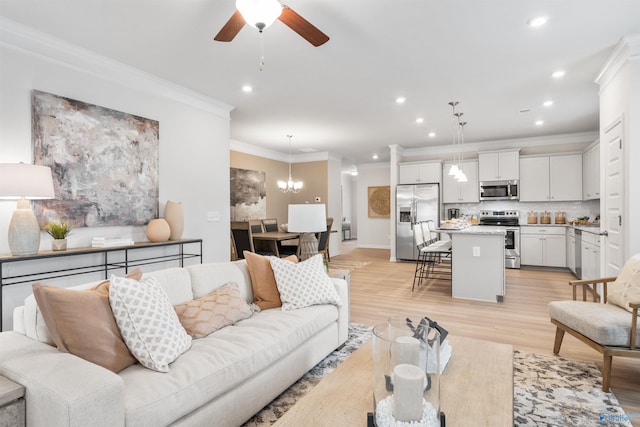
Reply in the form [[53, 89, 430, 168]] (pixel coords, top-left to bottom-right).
[[30, 269, 142, 373], [187, 261, 252, 301], [607, 254, 640, 313], [141, 267, 194, 305], [118, 303, 339, 426], [109, 275, 192, 372], [548, 300, 640, 347], [244, 251, 297, 309], [270, 254, 342, 311], [174, 283, 253, 338]]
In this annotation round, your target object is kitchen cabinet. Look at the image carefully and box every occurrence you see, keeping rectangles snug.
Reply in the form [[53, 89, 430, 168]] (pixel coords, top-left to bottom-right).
[[478, 150, 519, 181], [442, 160, 479, 203], [581, 232, 601, 279], [583, 141, 600, 200], [520, 227, 566, 267], [567, 227, 576, 274], [520, 154, 583, 202], [399, 161, 442, 184]]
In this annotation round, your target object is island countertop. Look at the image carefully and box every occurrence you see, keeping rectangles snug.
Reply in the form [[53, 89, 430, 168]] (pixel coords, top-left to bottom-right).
[[437, 225, 506, 235]]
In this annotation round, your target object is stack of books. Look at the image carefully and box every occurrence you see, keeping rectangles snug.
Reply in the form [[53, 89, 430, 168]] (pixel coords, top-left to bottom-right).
[[91, 236, 135, 248]]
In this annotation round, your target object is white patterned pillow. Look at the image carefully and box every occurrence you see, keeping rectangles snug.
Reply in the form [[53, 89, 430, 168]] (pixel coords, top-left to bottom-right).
[[269, 254, 342, 311], [109, 275, 192, 372]]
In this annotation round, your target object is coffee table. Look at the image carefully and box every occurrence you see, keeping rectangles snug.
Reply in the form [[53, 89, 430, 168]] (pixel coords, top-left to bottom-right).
[[273, 335, 513, 426]]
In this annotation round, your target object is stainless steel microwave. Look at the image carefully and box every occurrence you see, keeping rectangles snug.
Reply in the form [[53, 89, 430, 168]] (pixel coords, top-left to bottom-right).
[[479, 180, 519, 201]]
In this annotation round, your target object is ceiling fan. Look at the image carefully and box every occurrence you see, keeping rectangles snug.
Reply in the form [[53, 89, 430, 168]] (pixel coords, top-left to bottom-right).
[[214, 0, 329, 47]]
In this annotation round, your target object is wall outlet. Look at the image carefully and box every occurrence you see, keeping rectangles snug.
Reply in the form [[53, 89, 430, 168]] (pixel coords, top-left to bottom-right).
[[207, 211, 220, 222], [473, 246, 480, 257]]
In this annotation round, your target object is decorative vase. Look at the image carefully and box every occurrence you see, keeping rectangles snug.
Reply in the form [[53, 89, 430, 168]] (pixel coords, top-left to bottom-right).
[[52, 239, 67, 251], [146, 218, 171, 243], [164, 200, 184, 241], [371, 317, 441, 427]]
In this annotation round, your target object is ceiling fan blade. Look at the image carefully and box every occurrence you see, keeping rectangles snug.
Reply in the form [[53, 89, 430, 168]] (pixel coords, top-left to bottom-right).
[[214, 10, 246, 42], [278, 5, 329, 47]]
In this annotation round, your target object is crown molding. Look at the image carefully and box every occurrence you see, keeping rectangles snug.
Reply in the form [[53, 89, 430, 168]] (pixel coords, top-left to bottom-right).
[[595, 34, 640, 89], [230, 139, 336, 163], [0, 17, 233, 118]]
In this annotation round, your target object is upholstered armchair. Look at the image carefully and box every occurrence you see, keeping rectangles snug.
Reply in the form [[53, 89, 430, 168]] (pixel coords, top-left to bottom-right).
[[548, 254, 640, 391]]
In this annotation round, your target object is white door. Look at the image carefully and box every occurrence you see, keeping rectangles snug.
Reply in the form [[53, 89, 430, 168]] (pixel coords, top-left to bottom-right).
[[604, 119, 624, 277]]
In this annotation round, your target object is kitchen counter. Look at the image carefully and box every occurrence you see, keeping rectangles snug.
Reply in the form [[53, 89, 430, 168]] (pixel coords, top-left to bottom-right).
[[437, 225, 506, 235], [520, 223, 605, 235]]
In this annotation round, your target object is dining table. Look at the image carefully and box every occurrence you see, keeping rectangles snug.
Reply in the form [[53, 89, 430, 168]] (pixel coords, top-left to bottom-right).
[[252, 231, 301, 257]]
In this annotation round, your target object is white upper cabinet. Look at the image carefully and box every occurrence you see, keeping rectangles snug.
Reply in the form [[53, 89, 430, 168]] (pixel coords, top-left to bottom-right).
[[399, 161, 442, 184], [583, 141, 600, 200], [478, 150, 519, 181], [442, 160, 479, 203], [520, 154, 583, 202]]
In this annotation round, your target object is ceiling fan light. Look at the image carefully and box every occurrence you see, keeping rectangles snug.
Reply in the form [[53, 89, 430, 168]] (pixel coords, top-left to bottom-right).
[[236, 0, 282, 31]]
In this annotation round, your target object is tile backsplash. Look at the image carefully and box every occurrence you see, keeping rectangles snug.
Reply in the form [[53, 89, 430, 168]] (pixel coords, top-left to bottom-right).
[[444, 199, 600, 224]]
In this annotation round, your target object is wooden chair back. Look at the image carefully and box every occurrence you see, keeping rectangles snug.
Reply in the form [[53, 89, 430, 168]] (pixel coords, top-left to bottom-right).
[[318, 217, 334, 261], [230, 221, 254, 258], [262, 218, 279, 232]]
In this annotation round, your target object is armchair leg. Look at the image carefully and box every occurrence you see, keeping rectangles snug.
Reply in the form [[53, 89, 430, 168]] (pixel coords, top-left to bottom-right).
[[553, 327, 565, 354], [602, 354, 612, 392]]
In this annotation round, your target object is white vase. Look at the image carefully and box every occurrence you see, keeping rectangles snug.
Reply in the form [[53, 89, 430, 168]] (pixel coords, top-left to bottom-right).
[[164, 200, 184, 241], [146, 218, 171, 242]]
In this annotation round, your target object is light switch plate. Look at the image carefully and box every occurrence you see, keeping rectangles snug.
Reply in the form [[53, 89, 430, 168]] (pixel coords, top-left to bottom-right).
[[207, 211, 220, 222], [473, 246, 480, 257]]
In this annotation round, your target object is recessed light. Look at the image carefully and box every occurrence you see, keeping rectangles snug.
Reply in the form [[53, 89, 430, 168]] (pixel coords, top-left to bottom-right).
[[535, 120, 544, 126], [372, 154, 379, 160], [428, 132, 436, 138], [416, 117, 424, 124], [242, 85, 253, 93], [552, 70, 565, 79], [527, 16, 548, 28], [396, 97, 406, 104], [543, 100, 553, 107]]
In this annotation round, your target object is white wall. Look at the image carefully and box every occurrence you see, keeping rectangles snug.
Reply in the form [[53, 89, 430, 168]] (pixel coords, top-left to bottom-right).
[[356, 163, 391, 248], [341, 171, 355, 239], [0, 19, 232, 329], [327, 155, 342, 257]]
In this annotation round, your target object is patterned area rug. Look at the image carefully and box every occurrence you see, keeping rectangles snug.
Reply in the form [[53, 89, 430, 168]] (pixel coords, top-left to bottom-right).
[[243, 324, 632, 427], [327, 260, 372, 272]]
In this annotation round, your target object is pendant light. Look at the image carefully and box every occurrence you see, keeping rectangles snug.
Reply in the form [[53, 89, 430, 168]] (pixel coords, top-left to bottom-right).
[[277, 135, 303, 193], [448, 101, 468, 183]]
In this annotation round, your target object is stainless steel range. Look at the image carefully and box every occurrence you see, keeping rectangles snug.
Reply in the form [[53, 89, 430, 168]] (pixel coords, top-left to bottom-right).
[[479, 210, 521, 269]]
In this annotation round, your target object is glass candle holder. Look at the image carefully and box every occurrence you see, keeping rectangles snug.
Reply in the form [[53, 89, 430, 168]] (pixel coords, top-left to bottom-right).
[[372, 317, 441, 427]]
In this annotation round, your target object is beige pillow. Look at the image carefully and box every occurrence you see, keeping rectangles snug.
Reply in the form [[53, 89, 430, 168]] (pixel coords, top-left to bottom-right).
[[608, 255, 640, 313], [244, 251, 297, 310], [174, 283, 252, 338], [31, 269, 142, 373]]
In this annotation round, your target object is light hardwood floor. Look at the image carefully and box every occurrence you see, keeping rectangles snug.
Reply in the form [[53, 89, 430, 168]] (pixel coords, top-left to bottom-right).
[[336, 242, 640, 425]]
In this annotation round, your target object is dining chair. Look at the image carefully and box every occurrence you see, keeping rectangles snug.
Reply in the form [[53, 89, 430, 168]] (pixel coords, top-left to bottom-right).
[[230, 221, 255, 259], [262, 218, 279, 232], [317, 217, 334, 261]]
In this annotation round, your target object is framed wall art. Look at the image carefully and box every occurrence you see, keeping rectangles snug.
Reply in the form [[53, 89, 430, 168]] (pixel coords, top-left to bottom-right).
[[368, 186, 391, 218], [230, 167, 266, 220], [31, 90, 159, 227]]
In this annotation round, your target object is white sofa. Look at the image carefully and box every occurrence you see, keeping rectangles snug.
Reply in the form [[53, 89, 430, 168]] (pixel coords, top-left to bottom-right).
[[0, 260, 349, 427]]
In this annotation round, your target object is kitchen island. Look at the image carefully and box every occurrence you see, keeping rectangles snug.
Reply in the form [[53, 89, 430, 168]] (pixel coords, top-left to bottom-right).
[[438, 225, 506, 302]]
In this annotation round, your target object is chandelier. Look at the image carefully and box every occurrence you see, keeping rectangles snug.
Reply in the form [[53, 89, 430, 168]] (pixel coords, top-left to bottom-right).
[[278, 135, 303, 193], [448, 101, 468, 183]]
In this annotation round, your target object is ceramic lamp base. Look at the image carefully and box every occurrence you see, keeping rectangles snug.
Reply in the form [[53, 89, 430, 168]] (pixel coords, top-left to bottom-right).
[[8, 198, 41, 256], [298, 232, 319, 261]]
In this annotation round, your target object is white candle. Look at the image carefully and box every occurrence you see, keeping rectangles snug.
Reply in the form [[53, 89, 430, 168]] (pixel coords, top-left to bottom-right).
[[394, 336, 420, 366], [392, 363, 424, 422]]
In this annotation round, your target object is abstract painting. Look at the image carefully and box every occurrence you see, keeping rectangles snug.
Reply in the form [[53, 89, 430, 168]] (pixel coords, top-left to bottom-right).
[[368, 186, 391, 218], [31, 90, 159, 227], [230, 167, 266, 220]]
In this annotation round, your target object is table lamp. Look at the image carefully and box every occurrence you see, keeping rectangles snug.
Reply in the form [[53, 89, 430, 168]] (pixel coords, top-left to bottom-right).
[[0, 163, 55, 255], [287, 204, 326, 261]]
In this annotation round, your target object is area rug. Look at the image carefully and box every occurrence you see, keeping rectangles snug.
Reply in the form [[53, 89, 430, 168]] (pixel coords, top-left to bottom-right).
[[243, 324, 632, 427], [327, 260, 372, 272]]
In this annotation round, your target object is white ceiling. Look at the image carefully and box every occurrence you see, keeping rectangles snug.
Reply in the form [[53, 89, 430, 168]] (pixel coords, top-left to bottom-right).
[[1, 0, 640, 165]]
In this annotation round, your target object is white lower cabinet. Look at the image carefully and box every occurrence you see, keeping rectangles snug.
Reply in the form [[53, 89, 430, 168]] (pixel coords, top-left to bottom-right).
[[520, 227, 566, 267], [567, 228, 576, 274], [581, 232, 601, 279]]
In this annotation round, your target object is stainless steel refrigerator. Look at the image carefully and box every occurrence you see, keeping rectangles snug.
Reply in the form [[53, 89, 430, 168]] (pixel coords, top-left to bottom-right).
[[396, 183, 440, 261]]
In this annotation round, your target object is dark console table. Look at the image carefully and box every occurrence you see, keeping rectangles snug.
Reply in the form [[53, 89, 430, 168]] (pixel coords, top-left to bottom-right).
[[0, 238, 202, 331]]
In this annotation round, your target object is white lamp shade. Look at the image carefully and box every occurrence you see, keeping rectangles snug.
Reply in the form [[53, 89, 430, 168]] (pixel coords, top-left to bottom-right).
[[0, 163, 55, 199], [287, 204, 326, 233], [236, 0, 282, 30]]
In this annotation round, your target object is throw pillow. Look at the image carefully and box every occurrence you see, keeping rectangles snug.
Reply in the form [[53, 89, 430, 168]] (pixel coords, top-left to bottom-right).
[[31, 269, 142, 373], [244, 251, 297, 310], [109, 275, 192, 372], [174, 282, 252, 338], [608, 255, 640, 314], [269, 254, 342, 311]]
